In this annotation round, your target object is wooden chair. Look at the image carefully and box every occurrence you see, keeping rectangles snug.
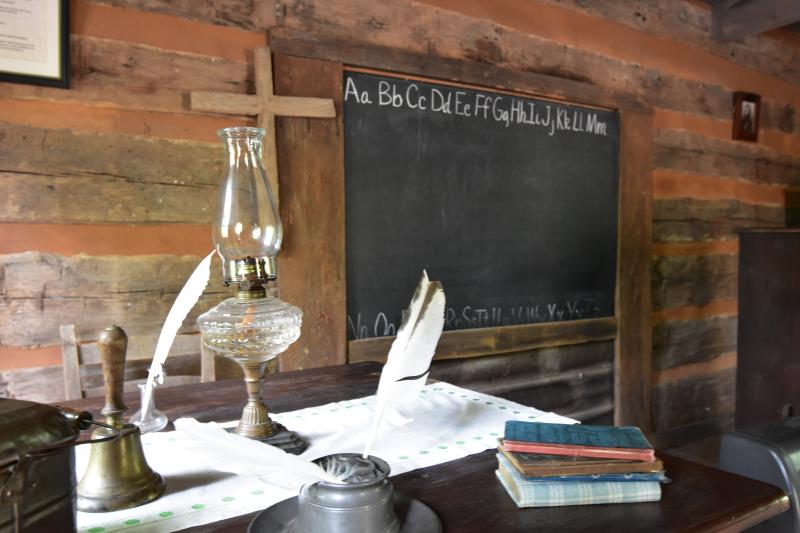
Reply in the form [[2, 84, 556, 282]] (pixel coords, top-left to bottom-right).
[[59, 324, 234, 400]]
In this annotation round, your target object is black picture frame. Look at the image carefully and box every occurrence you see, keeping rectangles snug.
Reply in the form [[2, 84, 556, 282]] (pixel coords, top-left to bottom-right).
[[732, 91, 760, 143], [0, 0, 70, 89]]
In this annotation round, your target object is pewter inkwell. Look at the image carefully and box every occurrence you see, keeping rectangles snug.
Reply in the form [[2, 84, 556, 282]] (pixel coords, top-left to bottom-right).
[[248, 453, 441, 532]]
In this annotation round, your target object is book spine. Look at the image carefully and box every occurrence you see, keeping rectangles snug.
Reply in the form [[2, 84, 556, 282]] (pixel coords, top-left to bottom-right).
[[503, 441, 655, 462]]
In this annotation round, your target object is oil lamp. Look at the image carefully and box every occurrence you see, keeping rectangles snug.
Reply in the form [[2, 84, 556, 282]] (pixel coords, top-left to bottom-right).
[[197, 127, 306, 454]]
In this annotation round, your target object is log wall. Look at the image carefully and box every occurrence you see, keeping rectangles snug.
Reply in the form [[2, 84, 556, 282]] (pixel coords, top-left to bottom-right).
[[1, 0, 798, 438]]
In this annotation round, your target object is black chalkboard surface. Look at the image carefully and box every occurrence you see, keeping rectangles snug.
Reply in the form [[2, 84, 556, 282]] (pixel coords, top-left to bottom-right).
[[344, 71, 619, 340]]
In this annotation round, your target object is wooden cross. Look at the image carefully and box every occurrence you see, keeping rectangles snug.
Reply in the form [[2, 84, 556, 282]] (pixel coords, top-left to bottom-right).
[[190, 46, 336, 201]]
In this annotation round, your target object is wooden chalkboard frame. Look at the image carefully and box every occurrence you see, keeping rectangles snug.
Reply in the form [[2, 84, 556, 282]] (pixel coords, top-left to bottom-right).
[[270, 29, 653, 432]]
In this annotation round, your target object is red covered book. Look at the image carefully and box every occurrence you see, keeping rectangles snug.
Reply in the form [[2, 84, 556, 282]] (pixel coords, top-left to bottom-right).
[[501, 440, 655, 462]]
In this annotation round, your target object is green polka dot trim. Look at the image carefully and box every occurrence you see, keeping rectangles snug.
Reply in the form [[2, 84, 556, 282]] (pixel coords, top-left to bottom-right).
[[513, 410, 520, 414], [88, 528, 105, 533], [222, 496, 235, 502], [124, 519, 140, 526], [455, 440, 465, 445], [159, 512, 173, 518], [252, 490, 264, 495], [398, 455, 410, 460], [191, 504, 205, 510], [485, 401, 494, 405], [474, 436, 483, 440], [499, 406, 507, 410], [420, 390, 428, 394], [489, 432, 499, 436], [419, 450, 429, 455], [438, 445, 448, 449]]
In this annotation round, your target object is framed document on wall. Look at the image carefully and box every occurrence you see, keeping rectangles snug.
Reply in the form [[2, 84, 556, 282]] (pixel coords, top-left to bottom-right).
[[0, 0, 69, 88]]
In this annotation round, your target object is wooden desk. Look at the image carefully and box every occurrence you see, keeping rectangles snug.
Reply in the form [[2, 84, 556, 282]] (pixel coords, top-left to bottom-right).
[[63, 362, 789, 532]]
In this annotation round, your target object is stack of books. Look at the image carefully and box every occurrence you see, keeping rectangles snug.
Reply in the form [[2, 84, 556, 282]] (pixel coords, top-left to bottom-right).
[[496, 420, 667, 508]]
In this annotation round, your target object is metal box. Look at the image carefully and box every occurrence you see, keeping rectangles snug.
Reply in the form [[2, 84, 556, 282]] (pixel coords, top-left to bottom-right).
[[719, 417, 800, 532], [0, 399, 87, 533]]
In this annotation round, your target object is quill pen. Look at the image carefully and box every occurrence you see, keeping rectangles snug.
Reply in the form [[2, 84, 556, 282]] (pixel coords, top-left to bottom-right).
[[174, 418, 338, 490], [141, 250, 215, 418], [362, 271, 445, 457]]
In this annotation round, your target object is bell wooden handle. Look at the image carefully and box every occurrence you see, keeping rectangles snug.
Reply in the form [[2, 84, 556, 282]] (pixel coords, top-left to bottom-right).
[[98, 325, 128, 426]]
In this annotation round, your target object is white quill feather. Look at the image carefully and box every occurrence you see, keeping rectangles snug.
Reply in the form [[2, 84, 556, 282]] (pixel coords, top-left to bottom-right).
[[362, 270, 445, 457], [174, 418, 337, 490], [141, 250, 215, 418]]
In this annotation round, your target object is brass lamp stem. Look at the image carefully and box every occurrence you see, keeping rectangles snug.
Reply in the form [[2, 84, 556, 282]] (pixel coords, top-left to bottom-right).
[[235, 361, 277, 439]]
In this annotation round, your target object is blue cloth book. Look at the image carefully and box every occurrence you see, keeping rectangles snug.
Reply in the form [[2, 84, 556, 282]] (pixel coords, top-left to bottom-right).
[[496, 454, 662, 508], [504, 420, 653, 449]]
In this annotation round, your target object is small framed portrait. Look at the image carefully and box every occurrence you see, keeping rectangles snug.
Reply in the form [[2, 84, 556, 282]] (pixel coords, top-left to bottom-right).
[[0, 0, 70, 89], [732, 92, 760, 142]]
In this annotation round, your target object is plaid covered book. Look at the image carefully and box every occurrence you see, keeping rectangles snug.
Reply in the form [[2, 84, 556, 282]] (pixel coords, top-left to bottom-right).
[[496, 454, 662, 507]]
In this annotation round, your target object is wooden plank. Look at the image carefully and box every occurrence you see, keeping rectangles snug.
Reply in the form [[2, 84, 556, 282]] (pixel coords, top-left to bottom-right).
[[0, 352, 240, 403], [0, 123, 222, 224], [191, 92, 261, 115], [59, 325, 82, 401], [653, 315, 738, 370], [0, 35, 252, 114], [655, 137, 800, 188], [271, 29, 646, 113], [273, 54, 347, 371], [0, 98, 248, 143], [0, 172, 217, 224], [78, 331, 207, 364], [655, 109, 800, 156], [527, 0, 800, 88], [274, 5, 798, 129], [82, 0, 274, 30], [0, 223, 212, 256], [654, 352, 737, 386], [652, 367, 736, 430], [653, 198, 784, 244], [349, 317, 618, 364], [713, 0, 800, 41], [653, 301, 738, 324], [427, 340, 614, 421], [653, 171, 785, 207], [0, 294, 225, 349], [615, 111, 653, 432], [0, 252, 226, 300], [409, 0, 800, 108], [72, 0, 269, 56], [653, 240, 740, 256], [652, 254, 738, 310], [0, 122, 220, 186]]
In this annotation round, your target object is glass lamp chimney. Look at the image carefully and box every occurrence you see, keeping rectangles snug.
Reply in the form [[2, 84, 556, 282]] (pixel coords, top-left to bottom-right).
[[214, 127, 282, 297]]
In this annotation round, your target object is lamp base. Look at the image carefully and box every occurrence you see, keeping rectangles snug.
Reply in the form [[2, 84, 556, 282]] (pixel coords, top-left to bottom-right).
[[227, 422, 307, 455]]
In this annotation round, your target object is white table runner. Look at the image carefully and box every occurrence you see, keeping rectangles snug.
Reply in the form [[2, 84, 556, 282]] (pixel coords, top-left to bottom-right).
[[76, 382, 575, 532]]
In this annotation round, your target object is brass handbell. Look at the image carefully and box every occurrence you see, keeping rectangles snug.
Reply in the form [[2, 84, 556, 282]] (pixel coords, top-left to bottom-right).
[[77, 325, 165, 512]]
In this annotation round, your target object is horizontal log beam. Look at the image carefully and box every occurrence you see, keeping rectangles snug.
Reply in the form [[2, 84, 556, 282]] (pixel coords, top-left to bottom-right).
[[713, 0, 800, 41], [348, 317, 617, 363]]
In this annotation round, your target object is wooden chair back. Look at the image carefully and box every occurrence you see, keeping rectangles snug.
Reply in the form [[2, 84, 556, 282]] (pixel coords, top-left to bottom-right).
[[59, 324, 225, 400]]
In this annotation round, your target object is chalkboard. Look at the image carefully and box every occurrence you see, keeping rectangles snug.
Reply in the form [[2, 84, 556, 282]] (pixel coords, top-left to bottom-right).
[[344, 71, 619, 340]]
